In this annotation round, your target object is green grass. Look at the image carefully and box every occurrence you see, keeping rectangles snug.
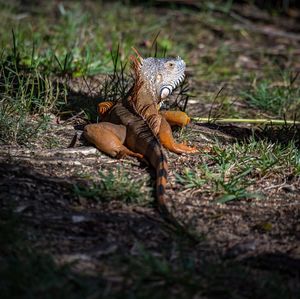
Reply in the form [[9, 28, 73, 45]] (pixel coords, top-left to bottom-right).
[[0, 3, 110, 75], [0, 43, 67, 144], [176, 138, 299, 202], [242, 73, 300, 118], [1, 0, 298, 135], [74, 168, 151, 204], [199, 44, 240, 81], [0, 1, 179, 76], [0, 1, 189, 144]]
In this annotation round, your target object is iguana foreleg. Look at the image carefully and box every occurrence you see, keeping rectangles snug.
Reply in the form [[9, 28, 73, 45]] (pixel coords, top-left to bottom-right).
[[158, 117, 197, 154], [160, 110, 190, 127], [84, 122, 143, 159], [98, 101, 115, 115]]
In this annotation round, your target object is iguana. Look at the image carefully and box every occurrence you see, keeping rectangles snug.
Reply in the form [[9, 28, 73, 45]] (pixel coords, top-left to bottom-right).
[[84, 51, 197, 223]]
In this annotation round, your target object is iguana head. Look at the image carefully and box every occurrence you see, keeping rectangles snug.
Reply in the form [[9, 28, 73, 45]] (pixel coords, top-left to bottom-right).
[[130, 50, 186, 135], [130, 49, 186, 104], [139, 57, 186, 103]]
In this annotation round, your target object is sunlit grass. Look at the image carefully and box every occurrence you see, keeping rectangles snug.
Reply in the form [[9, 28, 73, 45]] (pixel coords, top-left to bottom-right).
[[242, 72, 300, 118], [176, 138, 299, 202], [74, 168, 151, 204]]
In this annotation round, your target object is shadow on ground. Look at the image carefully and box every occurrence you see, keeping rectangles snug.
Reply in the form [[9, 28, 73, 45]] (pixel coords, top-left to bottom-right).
[[196, 123, 300, 148], [0, 161, 299, 298]]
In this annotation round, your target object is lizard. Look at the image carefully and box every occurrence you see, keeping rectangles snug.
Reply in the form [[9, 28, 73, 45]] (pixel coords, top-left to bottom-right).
[[97, 48, 194, 152], [83, 50, 197, 225]]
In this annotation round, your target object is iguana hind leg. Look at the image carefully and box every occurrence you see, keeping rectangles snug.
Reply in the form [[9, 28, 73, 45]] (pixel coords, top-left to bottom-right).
[[160, 111, 190, 127], [159, 117, 197, 154], [84, 122, 143, 159]]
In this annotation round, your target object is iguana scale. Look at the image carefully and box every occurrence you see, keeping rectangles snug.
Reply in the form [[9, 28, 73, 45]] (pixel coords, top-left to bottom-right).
[[84, 51, 197, 223]]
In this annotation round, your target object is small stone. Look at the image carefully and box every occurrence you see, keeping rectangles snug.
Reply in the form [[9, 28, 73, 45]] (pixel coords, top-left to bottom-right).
[[71, 215, 87, 223], [226, 240, 257, 258]]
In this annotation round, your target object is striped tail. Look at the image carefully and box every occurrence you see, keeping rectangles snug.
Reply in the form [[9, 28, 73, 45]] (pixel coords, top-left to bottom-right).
[[156, 151, 168, 209], [151, 146, 193, 236], [144, 141, 168, 212], [134, 125, 192, 237]]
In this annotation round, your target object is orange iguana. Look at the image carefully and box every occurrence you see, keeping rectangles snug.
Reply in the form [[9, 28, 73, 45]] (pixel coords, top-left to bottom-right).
[[84, 51, 197, 223]]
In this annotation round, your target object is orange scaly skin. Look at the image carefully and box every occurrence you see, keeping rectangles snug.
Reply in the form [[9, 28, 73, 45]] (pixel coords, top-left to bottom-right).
[[160, 110, 191, 127], [98, 101, 115, 115], [84, 100, 169, 215], [98, 101, 196, 153]]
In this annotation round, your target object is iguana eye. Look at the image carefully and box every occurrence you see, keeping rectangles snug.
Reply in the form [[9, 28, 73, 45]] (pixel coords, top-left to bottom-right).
[[165, 61, 175, 68]]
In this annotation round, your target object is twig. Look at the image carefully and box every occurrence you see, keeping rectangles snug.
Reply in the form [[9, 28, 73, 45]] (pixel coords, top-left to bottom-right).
[[192, 117, 300, 125], [62, 110, 85, 124], [208, 84, 226, 120]]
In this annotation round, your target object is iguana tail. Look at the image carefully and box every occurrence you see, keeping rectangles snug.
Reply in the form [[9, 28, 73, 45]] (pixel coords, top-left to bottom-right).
[[134, 126, 168, 211], [142, 137, 193, 234], [130, 118, 188, 233], [150, 145, 168, 209], [145, 142, 187, 231]]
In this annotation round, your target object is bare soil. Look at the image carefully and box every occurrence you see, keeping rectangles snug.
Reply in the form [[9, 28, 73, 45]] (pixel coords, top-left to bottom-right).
[[0, 117, 299, 297]]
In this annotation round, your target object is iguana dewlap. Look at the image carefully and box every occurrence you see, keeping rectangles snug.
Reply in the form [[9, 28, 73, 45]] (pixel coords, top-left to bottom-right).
[[84, 52, 197, 213]]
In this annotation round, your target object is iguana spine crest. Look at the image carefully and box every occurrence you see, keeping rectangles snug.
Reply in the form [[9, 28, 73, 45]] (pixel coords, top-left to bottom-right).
[[129, 54, 162, 135]]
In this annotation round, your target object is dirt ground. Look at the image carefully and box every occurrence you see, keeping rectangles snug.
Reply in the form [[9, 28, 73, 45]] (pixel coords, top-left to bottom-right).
[[1, 119, 299, 297]]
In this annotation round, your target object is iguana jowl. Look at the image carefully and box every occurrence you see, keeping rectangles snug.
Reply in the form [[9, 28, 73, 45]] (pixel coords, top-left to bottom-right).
[[84, 52, 197, 213]]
